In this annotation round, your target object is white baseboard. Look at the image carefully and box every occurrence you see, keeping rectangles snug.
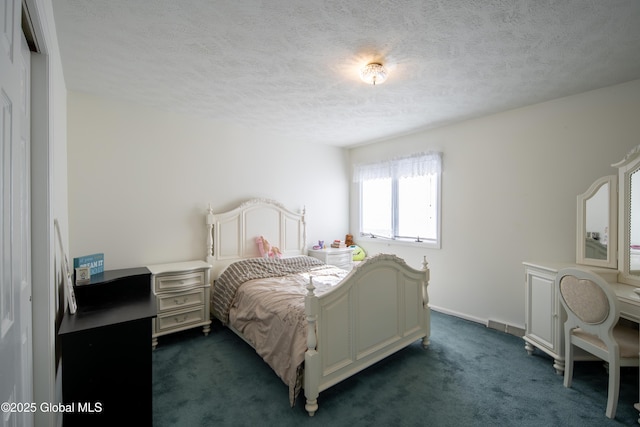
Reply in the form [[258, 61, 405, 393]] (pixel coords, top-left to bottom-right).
[[429, 305, 485, 325], [429, 305, 525, 338]]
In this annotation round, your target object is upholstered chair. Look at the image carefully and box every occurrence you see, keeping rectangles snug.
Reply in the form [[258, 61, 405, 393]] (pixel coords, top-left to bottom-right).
[[556, 267, 639, 419]]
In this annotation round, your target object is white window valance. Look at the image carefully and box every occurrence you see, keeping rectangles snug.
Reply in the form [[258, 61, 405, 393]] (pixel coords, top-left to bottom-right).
[[353, 151, 442, 183]]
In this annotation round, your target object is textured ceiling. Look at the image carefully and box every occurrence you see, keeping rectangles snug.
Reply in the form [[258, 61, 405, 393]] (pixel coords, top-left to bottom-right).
[[52, 0, 640, 147]]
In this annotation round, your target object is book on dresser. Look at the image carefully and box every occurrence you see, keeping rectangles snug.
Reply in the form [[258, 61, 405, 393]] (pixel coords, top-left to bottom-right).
[[331, 240, 347, 248], [73, 253, 105, 276]]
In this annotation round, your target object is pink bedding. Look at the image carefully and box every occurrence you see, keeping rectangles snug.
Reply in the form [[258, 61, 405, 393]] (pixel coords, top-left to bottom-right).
[[212, 256, 348, 404]]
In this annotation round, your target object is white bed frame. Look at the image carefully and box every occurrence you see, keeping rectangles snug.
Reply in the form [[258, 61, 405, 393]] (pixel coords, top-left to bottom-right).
[[205, 198, 430, 416]]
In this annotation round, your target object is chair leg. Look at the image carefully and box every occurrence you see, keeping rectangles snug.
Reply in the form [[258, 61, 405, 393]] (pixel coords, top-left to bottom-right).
[[605, 364, 620, 419], [564, 340, 574, 388]]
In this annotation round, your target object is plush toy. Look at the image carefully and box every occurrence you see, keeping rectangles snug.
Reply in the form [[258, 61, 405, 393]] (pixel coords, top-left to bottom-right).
[[345, 234, 354, 247], [271, 244, 282, 258], [351, 245, 365, 261], [257, 236, 282, 259]]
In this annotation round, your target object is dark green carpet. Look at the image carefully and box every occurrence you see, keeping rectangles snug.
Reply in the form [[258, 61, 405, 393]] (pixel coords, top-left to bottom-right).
[[153, 311, 638, 426]]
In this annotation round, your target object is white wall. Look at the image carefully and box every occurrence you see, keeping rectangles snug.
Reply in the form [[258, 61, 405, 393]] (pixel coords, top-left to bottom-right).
[[349, 79, 640, 329], [67, 92, 350, 269], [67, 80, 640, 331]]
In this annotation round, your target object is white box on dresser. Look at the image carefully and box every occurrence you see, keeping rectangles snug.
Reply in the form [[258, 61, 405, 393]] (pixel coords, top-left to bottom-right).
[[307, 247, 353, 270], [147, 260, 211, 350]]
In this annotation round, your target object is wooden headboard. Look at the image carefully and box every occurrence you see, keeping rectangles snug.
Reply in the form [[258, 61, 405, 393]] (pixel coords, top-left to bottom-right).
[[205, 198, 307, 278]]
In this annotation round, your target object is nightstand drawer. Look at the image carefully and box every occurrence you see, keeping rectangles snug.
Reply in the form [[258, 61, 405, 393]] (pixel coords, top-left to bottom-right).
[[326, 252, 352, 267], [157, 288, 205, 312], [156, 306, 205, 333], [155, 271, 205, 292]]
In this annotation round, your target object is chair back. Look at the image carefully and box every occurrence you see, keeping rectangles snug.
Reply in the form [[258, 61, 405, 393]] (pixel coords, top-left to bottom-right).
[[556, 267, 620, 338]]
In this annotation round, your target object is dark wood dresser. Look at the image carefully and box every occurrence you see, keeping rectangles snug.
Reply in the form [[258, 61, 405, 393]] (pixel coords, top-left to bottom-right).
[[58, 267, 157, 426]]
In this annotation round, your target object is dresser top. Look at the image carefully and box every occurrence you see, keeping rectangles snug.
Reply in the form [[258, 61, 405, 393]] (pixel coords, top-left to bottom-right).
[[78, 266, 151, 286], [146, 260, 211, 275], [308, 247, 353, 253], [59, 267, 156, 335]]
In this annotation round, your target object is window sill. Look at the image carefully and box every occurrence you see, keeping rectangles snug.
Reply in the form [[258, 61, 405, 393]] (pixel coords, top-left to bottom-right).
[[357, 235, 440, 250]]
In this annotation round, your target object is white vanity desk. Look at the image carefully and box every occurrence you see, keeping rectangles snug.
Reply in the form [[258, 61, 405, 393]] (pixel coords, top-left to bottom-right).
[[604, 275, 640, 418], [524, 144, 640, 422], [524, 263, 640, 370], [599, 278, 640, 418], [610, 281, 640, 323], [524, 265, 640, 422]]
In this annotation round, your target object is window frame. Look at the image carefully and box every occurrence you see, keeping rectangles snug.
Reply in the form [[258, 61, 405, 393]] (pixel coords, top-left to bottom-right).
[[356, 156, 442, 249]]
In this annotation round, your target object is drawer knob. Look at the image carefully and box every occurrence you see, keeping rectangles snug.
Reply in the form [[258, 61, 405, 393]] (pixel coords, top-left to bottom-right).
[[174, 297, 188, 305], [174, 315, 188, 324]]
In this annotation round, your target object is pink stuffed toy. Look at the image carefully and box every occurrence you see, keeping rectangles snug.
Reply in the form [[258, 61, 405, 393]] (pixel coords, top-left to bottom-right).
[[256, 236, 282, 259]]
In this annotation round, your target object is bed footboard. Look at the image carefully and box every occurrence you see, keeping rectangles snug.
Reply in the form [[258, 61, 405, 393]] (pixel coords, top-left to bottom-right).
[[304, 254, 430, 416]]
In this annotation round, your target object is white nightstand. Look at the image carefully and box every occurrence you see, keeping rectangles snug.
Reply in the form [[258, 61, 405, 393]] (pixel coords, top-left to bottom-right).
[[147, 260, 211, 350], [308, 247, 353, 270]]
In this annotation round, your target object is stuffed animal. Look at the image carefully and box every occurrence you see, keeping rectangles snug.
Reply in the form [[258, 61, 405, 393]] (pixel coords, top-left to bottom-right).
[[351, 245, 365, 261], [345, 234, 354, 247], [256, 236, 282, 259], [271, 244, 282, 258]]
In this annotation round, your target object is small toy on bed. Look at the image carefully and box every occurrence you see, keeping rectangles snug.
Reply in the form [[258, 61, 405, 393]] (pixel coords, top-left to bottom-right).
[[257, 236, 282, 259]]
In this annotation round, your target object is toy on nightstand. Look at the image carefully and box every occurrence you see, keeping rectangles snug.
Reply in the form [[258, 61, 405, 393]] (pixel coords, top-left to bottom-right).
[[351, 245, 366, 261], [343, 234, 364, 261], [345, 234, 354, 247]]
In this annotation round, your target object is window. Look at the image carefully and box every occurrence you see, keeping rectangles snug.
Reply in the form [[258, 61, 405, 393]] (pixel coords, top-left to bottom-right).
[[354, 152, 441, 248]]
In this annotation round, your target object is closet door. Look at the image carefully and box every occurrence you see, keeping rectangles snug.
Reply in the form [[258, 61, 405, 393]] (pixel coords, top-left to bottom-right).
[[1, 1, 33, 425]]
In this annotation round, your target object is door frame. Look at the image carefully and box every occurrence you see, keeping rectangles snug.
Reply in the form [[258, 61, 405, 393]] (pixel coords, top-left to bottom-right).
[[24, 1, 59, 426]]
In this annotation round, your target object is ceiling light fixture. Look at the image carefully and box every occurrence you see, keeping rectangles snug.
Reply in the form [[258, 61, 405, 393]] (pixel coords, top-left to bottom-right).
[[360, 63, 388, 85]]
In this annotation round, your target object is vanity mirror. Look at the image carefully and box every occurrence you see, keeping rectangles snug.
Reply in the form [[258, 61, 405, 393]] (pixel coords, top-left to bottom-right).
[[614, 145, 640, 286], [576, 175, 617, 269]]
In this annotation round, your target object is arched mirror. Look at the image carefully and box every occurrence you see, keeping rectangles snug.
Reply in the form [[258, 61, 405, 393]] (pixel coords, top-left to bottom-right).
[[576, 175, 617, 269], [614, 145, 640, 286]]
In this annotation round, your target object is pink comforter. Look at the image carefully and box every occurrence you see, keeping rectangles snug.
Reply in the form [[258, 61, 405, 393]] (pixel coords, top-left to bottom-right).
[[215, 257, 348, 404]]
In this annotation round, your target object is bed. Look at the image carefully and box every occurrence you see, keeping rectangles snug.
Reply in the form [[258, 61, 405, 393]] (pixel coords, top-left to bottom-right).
[[205, 198, 430, 416]]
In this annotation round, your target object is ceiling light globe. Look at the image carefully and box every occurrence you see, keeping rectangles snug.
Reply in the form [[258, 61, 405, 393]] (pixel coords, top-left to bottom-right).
[[360, 63, 388, 85]]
